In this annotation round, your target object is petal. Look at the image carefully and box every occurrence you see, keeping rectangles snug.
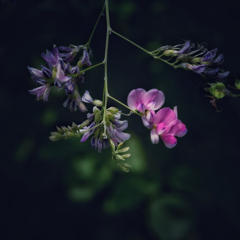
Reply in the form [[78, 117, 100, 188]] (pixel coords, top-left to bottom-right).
[[142, 116, 153, 129], [153, 107, 177, 125], [82, 90, 93, 103], [115, 130, 130, 142], [176, 123, 187, 137], [114, 120, 128, 131], [178, 40, 191, 54], [212, 54, 224, 65], [161, 135, 177, 148], [27, 67, 44, 78], [143, 89, 165, 111], [127, 88, 146, 111], [150, 128, 159, 144]]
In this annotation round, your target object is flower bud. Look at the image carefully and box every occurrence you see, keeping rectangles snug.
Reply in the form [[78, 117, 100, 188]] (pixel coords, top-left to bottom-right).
[[122, 154, 131, 159], [116, 154, 125, 161], [208, 82, 226, 99], [117, 142, 124, 151], [107, 107, 119, 114], [93, 100, 103, 106], [162, 50, 177, 56], [122, 163, 131, 168], [109, 139, 116, 151], [120, 165, 129, 173], [235, 78, 240, 90], [117, 147, 130, 153], [79, 119, 90, 128]]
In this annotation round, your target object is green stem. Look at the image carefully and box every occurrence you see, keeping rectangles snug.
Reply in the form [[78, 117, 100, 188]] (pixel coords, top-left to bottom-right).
[[111, 30, 175, 68], [108, 95, 142, 116], [102, 0, 111, 138], [111, 30, 150, 55], [80, 62, 104, 74], [86, 4, 106, 48]]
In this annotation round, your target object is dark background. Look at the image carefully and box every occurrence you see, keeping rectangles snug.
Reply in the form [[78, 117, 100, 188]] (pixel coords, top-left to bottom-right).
[[1, 0, 240, 239]]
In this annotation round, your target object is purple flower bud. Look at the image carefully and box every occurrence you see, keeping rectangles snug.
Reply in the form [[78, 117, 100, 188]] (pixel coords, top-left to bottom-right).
[[82, 90, 93, 103], [81, 50, 92, 67], [178, 40, 191, 55]]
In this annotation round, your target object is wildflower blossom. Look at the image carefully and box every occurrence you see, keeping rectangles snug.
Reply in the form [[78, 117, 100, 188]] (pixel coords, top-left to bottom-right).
[[151, 107, 187, 148], [127, 88, 165, 128], [80, 105, 130, 152]]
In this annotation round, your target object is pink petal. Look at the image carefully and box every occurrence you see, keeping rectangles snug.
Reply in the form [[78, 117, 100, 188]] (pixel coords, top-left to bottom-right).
[[151, 129, 159, 144], [161, 135, 177, 148], [143, 89, 165, 111], [153, 107, 177, 125], [127, 88, 146, 111], [176, 123, 187, 137]]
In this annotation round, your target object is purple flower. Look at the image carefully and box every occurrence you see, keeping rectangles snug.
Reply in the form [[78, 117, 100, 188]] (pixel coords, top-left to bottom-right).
[[63, 89, 87, 112], [181, 63, 207, 74], [59, 45, 82, 63], [29, 84, 51, 102], [41, 46, 60, 67], [80, 107, 130, 152], [54, 62, 71, 87]]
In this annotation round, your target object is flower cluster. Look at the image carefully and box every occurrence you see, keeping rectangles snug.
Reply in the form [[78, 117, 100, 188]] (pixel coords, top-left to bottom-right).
[[159, 41, 229, 81], [28, 45, 92, 111], [127, 88, 187, 148], [80, 92, 130, 153]]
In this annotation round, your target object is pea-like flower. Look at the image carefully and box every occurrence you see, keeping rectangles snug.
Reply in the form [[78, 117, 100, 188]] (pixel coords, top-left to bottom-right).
[[127, 88, 165, 128], [151, 107, 187, 148]]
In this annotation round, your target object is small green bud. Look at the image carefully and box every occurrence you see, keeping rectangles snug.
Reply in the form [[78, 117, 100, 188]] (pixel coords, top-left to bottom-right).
[[93, 100, 102, 107], [122, 154, 131, 159], [67, 126, 73, 131], [117, 142, 124, 151], [191, 57, 201, 64], [79, 119, 90, 128], [120, 165, 129, 173], [115, 154, 125, 161], [162, 50, 177, 56], [122, 163, 131, 168], [235, 78, 240, 89], [49, 135, 62, 141], [109, 139, 116, 151], [94, 112, 102, 123], [117, 147, 130, 153], [107, 107, 119, 114], [72, 122, 79, 131], [61, 126, 68, 132]]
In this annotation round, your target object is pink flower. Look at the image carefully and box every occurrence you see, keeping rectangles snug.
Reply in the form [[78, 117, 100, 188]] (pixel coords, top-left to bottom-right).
[[151, 106, 187, 148], [127, 88, 165, 128], [127, 88, 165, 113]]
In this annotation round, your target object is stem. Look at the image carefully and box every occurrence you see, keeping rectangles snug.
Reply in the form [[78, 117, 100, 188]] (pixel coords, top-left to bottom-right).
[[111, 30, 150, 55], [86, 4, 106, 48], [111, 30, 175, 68], [102, 0, 111, 138], [80, 62, 104, 74], [108, 95, 142, 117]]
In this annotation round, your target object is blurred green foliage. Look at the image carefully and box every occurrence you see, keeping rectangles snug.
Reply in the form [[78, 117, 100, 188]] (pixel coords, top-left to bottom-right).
[[1, 0, 240, 240]]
